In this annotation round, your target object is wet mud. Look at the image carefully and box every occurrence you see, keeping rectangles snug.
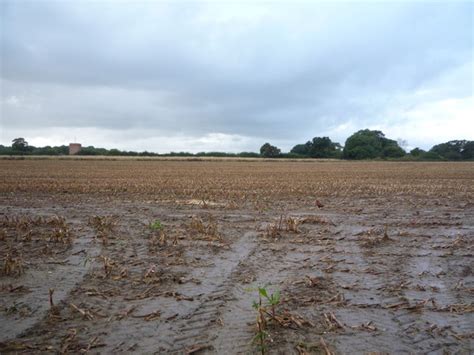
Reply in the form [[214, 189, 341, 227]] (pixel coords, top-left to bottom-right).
[[0, 160, 473, 354]]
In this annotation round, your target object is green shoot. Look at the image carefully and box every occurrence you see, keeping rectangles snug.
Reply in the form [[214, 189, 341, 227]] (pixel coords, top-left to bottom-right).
[[149, 220, 163, 230], [252, 286, 282, 354]]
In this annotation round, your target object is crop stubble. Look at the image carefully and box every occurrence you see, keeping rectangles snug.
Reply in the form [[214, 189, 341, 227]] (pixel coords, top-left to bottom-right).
[[0, 159, 473, 354]]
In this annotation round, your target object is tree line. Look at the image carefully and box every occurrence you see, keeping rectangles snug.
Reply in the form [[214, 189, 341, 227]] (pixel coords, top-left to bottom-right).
[[1, 138, 261, 158], [262, 129, 473, 160], [2, 130, 473, 160]]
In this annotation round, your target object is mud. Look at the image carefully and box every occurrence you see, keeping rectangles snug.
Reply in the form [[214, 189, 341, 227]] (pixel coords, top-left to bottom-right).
[[0, 160, 473, 354]]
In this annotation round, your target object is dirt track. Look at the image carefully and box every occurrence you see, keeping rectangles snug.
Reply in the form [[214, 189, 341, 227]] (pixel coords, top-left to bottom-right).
[[0, 160, 473, 354]]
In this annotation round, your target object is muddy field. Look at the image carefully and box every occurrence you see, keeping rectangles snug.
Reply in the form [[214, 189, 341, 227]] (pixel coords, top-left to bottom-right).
[[0, 159, 473, 354]]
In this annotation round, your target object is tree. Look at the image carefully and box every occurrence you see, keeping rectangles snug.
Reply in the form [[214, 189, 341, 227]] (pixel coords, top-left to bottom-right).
[[107, 149, 122, 156], [343, 129, 405, 159], [430, 140, 473, 160], [462, 141, 474, 160], [260, 143, 281, 158], [290, 141, 312, 156], [419, 151, 443, 160], [12, 137, 28, 153], [79, 146, 100, 155], [291, 137, 342, 158], [410, 147, 425, 157], [309, 137, 342, 158], [382, 144, 405, 158]]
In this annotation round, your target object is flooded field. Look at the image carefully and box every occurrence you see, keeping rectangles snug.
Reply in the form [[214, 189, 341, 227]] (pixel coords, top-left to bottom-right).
[[0, 159, 473, 354]]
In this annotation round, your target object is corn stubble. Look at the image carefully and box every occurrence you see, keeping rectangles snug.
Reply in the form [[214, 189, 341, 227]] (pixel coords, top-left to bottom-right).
[[0, 160, 472, 354]]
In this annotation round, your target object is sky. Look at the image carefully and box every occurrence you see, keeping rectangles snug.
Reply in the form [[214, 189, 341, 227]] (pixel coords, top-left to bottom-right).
[[1, 0, 473, 153]]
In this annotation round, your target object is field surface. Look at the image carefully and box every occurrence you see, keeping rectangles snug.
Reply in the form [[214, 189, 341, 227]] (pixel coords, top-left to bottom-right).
[[0, 159, 473, 354]]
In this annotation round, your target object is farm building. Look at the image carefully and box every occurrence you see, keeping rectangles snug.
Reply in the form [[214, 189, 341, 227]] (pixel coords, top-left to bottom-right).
[[69, 143, 82, 155]]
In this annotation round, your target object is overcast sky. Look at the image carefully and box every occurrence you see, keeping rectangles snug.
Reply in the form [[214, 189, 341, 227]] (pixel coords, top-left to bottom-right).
[[1, 0, 472, 153]]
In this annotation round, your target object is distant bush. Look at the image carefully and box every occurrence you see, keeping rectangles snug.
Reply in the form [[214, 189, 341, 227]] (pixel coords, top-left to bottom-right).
[[280, 152, 307, 159], [237, 152, 261, 158], [419, 151, 444, 160]]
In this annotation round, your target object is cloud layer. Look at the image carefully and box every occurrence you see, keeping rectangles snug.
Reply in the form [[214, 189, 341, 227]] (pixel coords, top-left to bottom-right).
[[1, 0, 472, 152]]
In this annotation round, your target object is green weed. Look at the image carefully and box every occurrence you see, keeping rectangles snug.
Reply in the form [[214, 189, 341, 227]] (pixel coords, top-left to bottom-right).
[[251, 286, 281, 354], [149, 220, 163, 230]]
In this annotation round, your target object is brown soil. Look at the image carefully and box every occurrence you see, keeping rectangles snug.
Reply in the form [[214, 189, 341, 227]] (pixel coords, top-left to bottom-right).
[[0, 160, 473, 354]]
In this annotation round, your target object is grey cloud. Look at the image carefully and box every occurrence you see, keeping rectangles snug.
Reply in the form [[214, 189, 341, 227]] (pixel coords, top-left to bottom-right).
[[1, 1, 472, 151]]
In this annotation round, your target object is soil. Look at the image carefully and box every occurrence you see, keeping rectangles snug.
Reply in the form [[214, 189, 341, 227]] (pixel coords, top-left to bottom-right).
[[0, 159, 473, 354]]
